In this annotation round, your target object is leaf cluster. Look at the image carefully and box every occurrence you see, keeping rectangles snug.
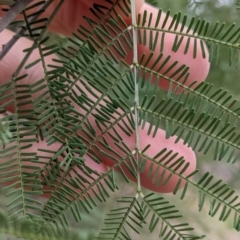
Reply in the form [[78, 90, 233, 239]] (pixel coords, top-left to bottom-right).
[[1, 0, 240, 239]]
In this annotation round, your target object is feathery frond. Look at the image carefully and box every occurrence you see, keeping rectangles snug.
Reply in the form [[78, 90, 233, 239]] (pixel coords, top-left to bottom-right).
[[0, 0, 240, 239]]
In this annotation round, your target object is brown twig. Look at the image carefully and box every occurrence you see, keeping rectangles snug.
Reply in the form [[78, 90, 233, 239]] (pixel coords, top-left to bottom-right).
[[0, 0, 34, 33], [0, 0, 53, 61], [0, 0, 15, 6]]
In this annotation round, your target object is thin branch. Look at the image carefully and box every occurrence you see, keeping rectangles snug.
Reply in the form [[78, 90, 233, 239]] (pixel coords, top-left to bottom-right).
[[0, 0, 15, 6], [0, 0, 53, 61], [0, 0, 33, 33], [130, 0, 143, 196]]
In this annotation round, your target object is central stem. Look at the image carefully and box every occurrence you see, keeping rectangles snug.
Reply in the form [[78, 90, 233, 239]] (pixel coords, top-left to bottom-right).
[[130, 0, 142, 196]]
